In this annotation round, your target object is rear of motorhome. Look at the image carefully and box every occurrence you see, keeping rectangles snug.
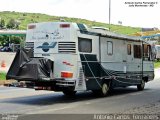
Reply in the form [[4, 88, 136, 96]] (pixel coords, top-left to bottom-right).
[[6, 22, 154, 96]]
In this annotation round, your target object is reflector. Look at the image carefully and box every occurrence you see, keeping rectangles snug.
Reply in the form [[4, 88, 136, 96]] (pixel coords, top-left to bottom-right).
[[61, 71, 73, 78]]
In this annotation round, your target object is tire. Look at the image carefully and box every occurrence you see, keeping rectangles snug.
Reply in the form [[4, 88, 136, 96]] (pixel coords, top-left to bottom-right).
[[62, 90, 77, 96], [101, 82, 110, 96], [92, 82, 110, 97], [137, 80, 145, 91]]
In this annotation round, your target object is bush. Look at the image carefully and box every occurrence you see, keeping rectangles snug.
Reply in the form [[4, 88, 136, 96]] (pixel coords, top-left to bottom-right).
[[0, 72, 6, 80]]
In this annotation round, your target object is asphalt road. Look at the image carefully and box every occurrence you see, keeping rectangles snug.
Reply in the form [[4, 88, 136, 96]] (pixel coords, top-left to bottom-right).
[[0, 69, 160, 119]]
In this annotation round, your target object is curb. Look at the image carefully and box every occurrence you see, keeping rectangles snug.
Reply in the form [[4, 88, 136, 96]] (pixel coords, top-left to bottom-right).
[[0, 80, 16, 86]]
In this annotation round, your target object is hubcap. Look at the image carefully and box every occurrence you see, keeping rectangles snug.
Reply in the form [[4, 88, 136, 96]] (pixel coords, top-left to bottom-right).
[[102, 83, 109, 95]]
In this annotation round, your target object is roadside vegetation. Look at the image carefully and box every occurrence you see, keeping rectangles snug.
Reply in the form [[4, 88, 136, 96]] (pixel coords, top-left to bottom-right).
[[0, 72, 6, 80], [0, 11, 142, 47], [154, 61, 160, 68], [0, 11, 141, 35], [0, 11, 141, 47]]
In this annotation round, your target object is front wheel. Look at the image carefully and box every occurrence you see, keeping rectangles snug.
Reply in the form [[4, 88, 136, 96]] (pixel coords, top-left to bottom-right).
[[101, 83, 110, 96], [92, 82, 110, 97], [137, 80, 145, 91]]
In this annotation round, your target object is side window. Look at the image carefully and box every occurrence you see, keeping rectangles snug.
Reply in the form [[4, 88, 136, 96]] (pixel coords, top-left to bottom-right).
[[78, 37, 92, 53], [143, 44, 149, 57], [107, 41, 113, 55], [127, 44, 131, 55], [143, 44, 151, 61], [134, 45, 142, 58]]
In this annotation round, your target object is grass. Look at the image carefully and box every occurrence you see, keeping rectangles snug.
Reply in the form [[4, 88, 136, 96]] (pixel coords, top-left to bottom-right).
[[0, 11, 141, 35], [0, 72, 6, 80], [154, 61, 160, 68]]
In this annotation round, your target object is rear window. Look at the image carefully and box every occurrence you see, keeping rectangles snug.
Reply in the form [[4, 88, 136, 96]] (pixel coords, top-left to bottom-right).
[[78, 37, 92, 53]]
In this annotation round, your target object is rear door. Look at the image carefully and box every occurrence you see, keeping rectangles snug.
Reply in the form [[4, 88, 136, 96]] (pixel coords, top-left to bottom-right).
[[132, 43, 143, 81], [126, 42, 142, 83]]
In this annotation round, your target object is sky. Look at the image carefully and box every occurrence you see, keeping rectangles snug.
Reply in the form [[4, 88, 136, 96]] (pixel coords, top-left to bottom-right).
[[0, 0, 160, 28]]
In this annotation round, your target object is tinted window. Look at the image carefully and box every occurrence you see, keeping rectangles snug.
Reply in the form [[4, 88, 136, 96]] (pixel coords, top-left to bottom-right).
[[77, 24, 88, 31], [134, 45, 141, 58], [78, 37, 92, 53], [143, 44, 149, 57], [143, 44, 151, 61]]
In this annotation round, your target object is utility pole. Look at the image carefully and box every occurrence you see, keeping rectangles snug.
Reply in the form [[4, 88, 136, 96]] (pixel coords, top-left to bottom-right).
[[109, 0, 111, 31]]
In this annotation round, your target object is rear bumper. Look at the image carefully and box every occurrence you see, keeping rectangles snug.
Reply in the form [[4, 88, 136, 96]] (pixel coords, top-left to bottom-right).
[[25, 79, 76, 91], [54, 79, 76, 87]]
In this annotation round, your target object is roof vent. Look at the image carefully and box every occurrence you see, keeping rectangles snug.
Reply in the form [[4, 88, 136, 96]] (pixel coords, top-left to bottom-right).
[[77, 24, 88, 32]]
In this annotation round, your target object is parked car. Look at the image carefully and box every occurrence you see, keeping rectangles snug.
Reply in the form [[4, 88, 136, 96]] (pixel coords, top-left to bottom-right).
[[0, 46, 12, 52]]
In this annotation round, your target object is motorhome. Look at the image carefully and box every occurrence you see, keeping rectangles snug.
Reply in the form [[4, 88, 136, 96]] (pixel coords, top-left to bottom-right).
[[7, 22, 154, 96]]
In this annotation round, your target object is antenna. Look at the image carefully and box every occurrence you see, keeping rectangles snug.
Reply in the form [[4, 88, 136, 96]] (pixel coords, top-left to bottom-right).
[[109, 0, 111, 31]]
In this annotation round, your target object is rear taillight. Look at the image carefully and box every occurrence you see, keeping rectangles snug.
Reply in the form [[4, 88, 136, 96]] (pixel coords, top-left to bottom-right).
[[60, 24, 70, 28], [61, 71, 73, 78], [28, 25, 36, 29]]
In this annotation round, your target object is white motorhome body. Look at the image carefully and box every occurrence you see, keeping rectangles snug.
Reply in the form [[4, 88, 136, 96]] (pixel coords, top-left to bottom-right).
[[7, 22, 154, 96]]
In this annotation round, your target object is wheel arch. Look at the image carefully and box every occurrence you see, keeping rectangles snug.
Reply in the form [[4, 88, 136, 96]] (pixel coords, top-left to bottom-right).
[[143, 76, 149, 82]]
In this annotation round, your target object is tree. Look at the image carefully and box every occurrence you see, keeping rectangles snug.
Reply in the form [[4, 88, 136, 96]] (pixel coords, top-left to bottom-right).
[[6, 19, 15, 29], [0, 19, 5, 29], [0, 35, 9, 46], [6, 19, 21, 29], [10, 36, 22, 44], [0, 35, 23, 47]]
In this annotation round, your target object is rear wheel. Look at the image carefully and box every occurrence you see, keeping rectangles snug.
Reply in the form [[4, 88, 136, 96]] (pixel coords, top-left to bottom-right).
[[137, 80, 145, 91], [62, 90, 77, 96]]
